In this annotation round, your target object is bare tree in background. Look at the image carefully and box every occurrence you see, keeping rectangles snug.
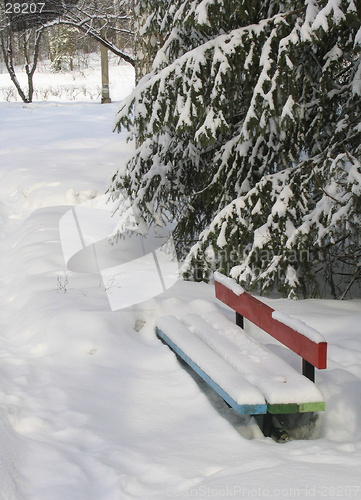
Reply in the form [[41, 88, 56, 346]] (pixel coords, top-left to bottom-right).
[[45, 0, 134, 65], [0, 23, 43, 102]]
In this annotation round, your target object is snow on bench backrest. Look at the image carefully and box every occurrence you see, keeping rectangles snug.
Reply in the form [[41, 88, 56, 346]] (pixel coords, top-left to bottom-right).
[[214, 272, 327, 370]]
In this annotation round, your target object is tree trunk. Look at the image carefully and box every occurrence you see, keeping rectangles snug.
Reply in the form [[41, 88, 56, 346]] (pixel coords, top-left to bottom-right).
[[0, 27, 43, 103]]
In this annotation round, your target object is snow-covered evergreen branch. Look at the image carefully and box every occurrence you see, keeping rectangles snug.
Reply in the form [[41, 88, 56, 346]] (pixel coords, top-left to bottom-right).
[[110, 0, 361, 298]]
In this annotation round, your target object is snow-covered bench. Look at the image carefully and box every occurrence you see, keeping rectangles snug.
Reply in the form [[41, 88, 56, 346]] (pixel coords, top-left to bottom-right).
[[155, 273, 326, 421]]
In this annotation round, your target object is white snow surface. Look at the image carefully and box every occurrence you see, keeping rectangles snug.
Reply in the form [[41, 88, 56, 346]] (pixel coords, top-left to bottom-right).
[[272, 310, 326, 344], [180, 313, 324, 405], [214, 271, 245, 295], [1, 77, 361, 498], [156, 316, 266, 406]]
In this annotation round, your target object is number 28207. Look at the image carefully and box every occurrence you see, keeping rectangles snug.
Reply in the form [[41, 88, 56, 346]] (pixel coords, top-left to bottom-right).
[[5, 3, 45, 14]]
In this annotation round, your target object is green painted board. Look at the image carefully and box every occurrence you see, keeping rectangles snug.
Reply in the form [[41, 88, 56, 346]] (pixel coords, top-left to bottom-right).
[[268, 401, 326, 414], [299, 402, 326, 413], [267, 403, 298, 414]]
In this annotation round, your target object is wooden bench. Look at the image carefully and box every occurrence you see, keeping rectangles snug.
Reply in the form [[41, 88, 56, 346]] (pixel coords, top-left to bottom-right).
[[155, 273, 327, 431]]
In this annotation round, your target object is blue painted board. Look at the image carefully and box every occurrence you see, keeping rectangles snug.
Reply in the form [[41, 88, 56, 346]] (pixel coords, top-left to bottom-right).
[[156, 327, 267, 416]]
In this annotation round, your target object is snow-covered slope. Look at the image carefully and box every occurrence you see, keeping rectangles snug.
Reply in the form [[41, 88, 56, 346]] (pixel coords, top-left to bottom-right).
[[1, 98, 361, 499]]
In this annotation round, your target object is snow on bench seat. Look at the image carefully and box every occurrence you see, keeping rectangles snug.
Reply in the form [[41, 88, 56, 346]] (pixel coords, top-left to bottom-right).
[[181, 312, 325, 413], [156, 315, 267, 415]]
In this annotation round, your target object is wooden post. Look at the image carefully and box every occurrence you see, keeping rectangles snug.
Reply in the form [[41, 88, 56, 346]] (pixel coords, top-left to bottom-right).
[[100, 23, 111, 104]]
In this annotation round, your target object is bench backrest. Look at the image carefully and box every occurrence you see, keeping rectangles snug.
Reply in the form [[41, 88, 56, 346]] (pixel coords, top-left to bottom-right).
[[215, 276, 327, 372]]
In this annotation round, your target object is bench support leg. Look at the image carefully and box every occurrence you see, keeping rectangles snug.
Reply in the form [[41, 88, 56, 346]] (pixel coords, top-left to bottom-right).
[[236, 312, 244, 329], [256, 413, 290, 442], [302, 359, 315, 382], [260, 413, 272, 438]]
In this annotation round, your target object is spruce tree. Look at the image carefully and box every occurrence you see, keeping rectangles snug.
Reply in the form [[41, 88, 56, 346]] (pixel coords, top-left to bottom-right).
[[110, 0, 361, 299]]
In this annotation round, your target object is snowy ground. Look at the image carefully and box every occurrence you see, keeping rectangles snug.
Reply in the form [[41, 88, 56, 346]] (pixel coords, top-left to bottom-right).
[[1, 64, 361, 500]]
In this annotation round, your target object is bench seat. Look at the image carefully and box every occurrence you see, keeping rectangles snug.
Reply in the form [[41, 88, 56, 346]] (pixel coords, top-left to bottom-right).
[[157, 315, 267, 415], [156, 312, 326, 416]]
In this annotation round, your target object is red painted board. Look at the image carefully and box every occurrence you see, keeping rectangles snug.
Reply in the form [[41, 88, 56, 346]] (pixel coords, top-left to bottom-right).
[[215, 281, 327, 369]]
